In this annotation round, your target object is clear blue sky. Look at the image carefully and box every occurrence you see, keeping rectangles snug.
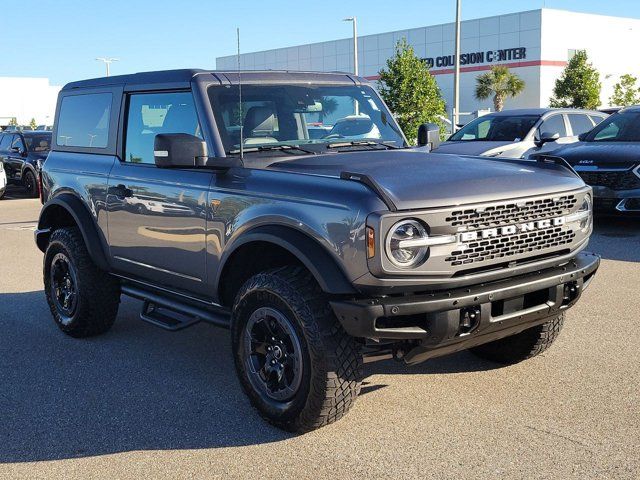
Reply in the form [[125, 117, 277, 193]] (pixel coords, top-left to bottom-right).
[[3, 0, 640, 85]]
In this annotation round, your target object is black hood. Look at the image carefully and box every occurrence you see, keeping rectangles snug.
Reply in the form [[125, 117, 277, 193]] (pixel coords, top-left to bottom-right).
[[550, 142, 640, 167], [267, 149, 586, 210]]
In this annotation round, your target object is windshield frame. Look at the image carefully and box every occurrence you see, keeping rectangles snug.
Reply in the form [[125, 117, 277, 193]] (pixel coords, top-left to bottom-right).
[[448, 114, 541, 142], [206, 82, 408, 156]]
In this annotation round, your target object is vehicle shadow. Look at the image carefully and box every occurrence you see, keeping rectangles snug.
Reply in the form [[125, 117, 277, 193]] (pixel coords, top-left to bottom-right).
[[1, 185, 34, 200], [0, 292, 291, 463], [0, 290, 495, 463], [590, 214, 640, 262]]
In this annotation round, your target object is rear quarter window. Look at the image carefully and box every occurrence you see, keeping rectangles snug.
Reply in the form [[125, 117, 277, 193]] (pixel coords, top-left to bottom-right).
[[56, 93, 112, 148]]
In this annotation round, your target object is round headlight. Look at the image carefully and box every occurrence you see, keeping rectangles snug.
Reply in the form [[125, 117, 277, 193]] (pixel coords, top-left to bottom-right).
[[385, 219, 429, 268], [580, 194, 592, 232]]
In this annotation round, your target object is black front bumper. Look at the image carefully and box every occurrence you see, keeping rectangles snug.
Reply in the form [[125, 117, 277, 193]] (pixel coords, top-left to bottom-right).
[[331, 252, 600, 365], [591, 185, 640, 213]]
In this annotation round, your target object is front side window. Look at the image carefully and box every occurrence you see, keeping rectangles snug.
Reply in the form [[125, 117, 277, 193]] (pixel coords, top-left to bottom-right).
[[10, 135, 25, 152], [208, 84, 405, 154], [124, 92, 202, 164], [56, 93, 112, 148], [587, 111, 640, 142], [449, 115, 540, 142], [539, 115, 567, 138]]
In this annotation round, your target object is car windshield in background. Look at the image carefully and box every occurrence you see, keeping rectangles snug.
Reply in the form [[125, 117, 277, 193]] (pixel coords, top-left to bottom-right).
[[449, 114, 540, 142], [585, 111, 640, 142], [208, 84, 406, 154], [24, 134, 51, 152]]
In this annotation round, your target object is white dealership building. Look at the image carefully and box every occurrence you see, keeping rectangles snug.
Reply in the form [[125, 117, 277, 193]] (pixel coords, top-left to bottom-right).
[[0, 77, 60, 126], [217, 8, 640, 120]]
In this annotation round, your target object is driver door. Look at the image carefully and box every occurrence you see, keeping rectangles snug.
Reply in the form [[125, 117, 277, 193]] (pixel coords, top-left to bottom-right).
[[107, 91, 213, 296]]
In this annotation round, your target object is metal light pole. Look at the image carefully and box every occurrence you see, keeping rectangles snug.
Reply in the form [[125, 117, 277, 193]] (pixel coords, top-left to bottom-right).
[[342, 17, 358, 76], [453, 0, 461, 130], [95, 57, 119, 77]]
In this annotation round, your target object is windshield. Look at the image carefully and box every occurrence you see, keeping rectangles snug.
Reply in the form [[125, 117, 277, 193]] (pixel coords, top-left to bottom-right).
[[208, 84, 406, 154], [24, 134, 51, 152], [585, 111, 640, 142], [449, 114, 540, 142]]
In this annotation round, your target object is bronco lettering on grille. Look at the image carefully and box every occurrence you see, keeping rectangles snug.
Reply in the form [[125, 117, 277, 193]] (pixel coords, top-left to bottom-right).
[[459, 216, 566, 242]]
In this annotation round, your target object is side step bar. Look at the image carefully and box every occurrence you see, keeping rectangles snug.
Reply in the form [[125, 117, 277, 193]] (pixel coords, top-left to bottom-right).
[[121, 284, 230, 331]]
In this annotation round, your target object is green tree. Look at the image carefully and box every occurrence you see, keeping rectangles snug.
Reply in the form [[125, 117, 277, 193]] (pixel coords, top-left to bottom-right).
[[8, 118, 17, 126], [319, 96, 338, 123], [29, 118, 37, 130], [609, 74, 640, 106], [474, 66, 525, 112], [550, 50, 601, 109], [378, 39, 446, 143]]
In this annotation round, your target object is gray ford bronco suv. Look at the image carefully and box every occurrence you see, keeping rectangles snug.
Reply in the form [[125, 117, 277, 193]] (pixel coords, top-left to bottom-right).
[[36, 69, 599, 432]]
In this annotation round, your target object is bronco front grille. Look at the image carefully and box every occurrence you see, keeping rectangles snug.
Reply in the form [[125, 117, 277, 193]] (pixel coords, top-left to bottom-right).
[[445, 195, 577, 230], [578, 168, 640, 191], [445, 226, 576, 266]]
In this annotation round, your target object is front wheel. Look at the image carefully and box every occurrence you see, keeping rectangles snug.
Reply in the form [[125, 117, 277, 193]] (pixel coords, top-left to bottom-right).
[[23, 170, 38, 197], [470, 313, 565, 365], [231, 266, 363, 432]]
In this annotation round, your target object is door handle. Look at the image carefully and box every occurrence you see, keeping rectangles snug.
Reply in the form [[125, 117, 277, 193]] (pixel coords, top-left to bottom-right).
[[109, 184, 133, 199]]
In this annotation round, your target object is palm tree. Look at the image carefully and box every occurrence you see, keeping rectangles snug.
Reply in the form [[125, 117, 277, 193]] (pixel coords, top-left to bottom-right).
[[319, 97, 339, 124], [475, 66, 525, 112]]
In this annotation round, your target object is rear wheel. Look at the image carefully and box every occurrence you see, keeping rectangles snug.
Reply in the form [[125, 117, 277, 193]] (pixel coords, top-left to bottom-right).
[[231, 266, 363, 432], [23, 170, 38, 197], [44, 227, 120, 337], [470, 313, 565, 365]]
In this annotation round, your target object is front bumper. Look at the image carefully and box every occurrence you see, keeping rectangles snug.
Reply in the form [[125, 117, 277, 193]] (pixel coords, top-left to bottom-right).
[[590, 185, 640, 213], [331, 252, 600, 364]]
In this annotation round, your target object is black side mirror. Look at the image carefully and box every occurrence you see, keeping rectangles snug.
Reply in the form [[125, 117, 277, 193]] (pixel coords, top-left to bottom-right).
[[154, 133, 208, 168], [577, 132, 587, 142], [154, 133, 237, 170], [535, 132, 560, 148], [417, 123, 441, 149]]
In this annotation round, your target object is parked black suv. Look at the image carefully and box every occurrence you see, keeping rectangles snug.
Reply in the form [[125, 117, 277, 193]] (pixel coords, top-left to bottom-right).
[[0, 130, 51, 197], [538, 106, 640, 213], [36, 70, 599, 431]]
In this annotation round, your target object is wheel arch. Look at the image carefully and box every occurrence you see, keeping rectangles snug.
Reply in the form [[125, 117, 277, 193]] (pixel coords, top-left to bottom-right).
[[216, 225, 356, 306], [36, 193, 110, 271]]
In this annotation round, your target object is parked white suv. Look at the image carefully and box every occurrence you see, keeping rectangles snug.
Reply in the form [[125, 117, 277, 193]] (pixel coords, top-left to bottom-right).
[[0, 160, 6, 200], [433, 108, 607, 159]]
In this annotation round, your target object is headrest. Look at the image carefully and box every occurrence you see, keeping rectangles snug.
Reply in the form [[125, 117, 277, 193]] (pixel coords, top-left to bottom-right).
[[244, 106, 276, 136]]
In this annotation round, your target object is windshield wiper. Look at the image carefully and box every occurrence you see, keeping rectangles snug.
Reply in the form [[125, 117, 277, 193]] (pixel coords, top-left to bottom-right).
[[228, 144, 317, 155], [326, 140, 401, 150]]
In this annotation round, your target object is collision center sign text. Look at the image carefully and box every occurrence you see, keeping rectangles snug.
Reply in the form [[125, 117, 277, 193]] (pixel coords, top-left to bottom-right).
[[423, 47, 527, 68]]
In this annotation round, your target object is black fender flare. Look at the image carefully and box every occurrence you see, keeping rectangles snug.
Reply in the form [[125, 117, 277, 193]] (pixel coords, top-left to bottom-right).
[[21, 163, 37, 179], [218, 225, 357, 296], [36, 193, 110, 271]]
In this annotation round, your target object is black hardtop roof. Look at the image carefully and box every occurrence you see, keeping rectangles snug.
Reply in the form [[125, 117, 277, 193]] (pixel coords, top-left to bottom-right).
[[62, 69, 363, 90]]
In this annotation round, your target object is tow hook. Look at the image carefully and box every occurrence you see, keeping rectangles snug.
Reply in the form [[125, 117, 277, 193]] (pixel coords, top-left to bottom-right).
[[459, 306, 481, 335], [563, 281, 580, 305]]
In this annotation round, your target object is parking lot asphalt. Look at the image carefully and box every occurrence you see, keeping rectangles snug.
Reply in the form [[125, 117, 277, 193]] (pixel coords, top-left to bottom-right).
[[0, 187, 638, 480]]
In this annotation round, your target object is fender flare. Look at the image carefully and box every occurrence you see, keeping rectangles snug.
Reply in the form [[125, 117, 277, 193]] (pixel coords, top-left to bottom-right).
[[36, 193, 110, 271], [218, 224, 357, 296]]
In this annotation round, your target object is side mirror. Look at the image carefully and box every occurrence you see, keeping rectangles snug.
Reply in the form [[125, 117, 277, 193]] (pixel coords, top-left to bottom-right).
[[417, 123, 441, 149], [154, 133, 208, 168], [578, 132, 588, 142], [11, 146, 25, 156], [535, 132, 560, 148]]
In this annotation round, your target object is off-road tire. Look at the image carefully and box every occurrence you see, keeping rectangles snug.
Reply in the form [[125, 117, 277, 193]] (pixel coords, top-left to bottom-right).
[[23, 170, 38, 197], [231, 266, 363, 432], [44, 227, 120, 337], [470, 313, 565, 365], [0, 187, 5, 200]]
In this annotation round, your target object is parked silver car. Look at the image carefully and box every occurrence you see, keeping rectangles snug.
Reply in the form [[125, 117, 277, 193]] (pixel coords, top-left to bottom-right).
[[433, 108, 607, 158]]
